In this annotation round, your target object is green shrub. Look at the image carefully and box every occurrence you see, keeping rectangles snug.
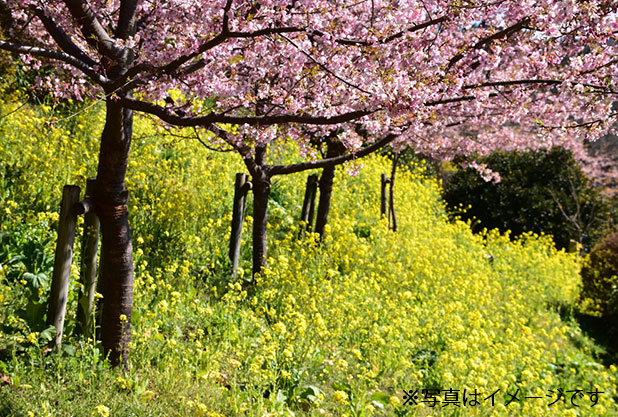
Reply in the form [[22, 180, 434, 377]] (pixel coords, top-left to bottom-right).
[[443, 147, 612, 252], [580, 232, 618, 316]]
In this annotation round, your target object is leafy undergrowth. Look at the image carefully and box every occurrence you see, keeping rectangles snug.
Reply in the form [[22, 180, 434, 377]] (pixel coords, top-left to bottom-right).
[[1, 92, 617, 416]]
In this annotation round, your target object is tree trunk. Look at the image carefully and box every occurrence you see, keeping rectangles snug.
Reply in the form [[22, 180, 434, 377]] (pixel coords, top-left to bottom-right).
[[314, 141, 346, 239], [250, 145, 270, 277], [94, 99, 134, 369], [314, 165, 335, 238], [251, 172, 270, 277]]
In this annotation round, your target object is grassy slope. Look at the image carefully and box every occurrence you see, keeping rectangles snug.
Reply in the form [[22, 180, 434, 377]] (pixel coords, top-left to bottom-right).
[[0, 93, 617, 416]]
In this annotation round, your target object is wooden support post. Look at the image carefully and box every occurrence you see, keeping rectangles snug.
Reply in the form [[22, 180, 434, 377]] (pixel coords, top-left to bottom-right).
[[76, 178, 100, 337], [389, 155, 399, 232], [307, 175, 317, 233], [229, 173, 250, 276], [47, 184, 81, 349], [299, 174, 318, 236], [380, 174, 388, 218]]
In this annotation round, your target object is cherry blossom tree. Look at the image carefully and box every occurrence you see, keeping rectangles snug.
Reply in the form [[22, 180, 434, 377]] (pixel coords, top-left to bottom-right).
[[1, 0, 616, 367]]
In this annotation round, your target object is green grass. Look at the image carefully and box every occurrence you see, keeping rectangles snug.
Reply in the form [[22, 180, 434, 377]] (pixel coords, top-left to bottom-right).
[[0, 91, 617, 416]]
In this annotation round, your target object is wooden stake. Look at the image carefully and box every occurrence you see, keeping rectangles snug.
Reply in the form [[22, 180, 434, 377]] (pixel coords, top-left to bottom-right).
[[299, 174, 318, 236], [76, 178, 100, 337], [389, 155, 398, 232], [380, 174, 388, 218], [229, 173, 250, 276], [47, 184, 81, 349]]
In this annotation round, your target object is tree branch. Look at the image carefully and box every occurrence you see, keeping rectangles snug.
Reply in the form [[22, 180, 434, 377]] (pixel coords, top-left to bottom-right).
[[120, 16, 447, 87], [582, 57, 618, 75], [382, 15, 448, 43], [447, 17, 530, 70], [425, 78, 616, 106], [222, 0, 234, 32], [32, 6, 97, 67], [308, 15, 448, 46], [115, 0, 139, 39], [279, 33, 371, 95], [0, 39, 109, 85], [61, 0, 122, 60], [463, 79, 562, 89], [161, 27, 304, 77], [268, 133, 397, 176], [118, 96, 376, 126]]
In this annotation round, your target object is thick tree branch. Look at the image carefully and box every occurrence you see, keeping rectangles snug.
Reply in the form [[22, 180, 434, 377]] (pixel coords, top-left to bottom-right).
[[382, 15, 448, 43], [118, 96, 376, 126], [0, 39, 109, 85], [161, 27, 304, 77], [61, 0, 122, 60], [32, 6, 97, 67], [309, 15, 448, 46], [121, 16, 447, 87], [222, 0, 234, 32], [424, 94, 477, 106], [205, 123, 260, 176], [447, 17, 530, 70], [268, 133, 397, 176], [115, 0, 139, 39]]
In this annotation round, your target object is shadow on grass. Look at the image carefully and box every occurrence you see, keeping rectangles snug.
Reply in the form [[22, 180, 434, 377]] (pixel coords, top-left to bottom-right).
[[572, 310, 618, 366]]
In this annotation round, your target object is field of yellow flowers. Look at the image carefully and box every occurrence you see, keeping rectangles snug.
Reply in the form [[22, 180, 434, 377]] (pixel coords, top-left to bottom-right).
[[1, 88, 617, 416]]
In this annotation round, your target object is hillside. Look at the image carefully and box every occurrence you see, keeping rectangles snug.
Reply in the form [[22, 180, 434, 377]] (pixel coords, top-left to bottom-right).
[[0, 94, 617, 416]]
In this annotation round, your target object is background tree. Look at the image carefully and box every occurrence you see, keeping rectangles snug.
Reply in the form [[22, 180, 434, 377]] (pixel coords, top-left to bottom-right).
[[1, 0, 616, 367], [443, 147, 614, 252]]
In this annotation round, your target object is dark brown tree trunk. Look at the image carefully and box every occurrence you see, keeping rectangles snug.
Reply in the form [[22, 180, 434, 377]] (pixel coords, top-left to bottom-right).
[[252, 174, 270, 277], [314, 141, 346, 239], [251, 146, 270, 277], [94, 99, 134, 369], [314, 165, 335, 238]]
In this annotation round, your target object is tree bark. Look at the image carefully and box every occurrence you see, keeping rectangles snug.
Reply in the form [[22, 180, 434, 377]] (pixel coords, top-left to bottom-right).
[[94, 99, 134, 369], [250, 146, 270, 277], [314, 165, 335, 239], [251, 173, 270, 277], [314, 141, 346, 239]]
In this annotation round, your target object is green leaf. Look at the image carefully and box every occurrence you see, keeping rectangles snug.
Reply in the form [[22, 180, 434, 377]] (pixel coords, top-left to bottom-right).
[[299, 385, 323, 402], [62, 344, 76, 356], [26, 300, 46, 329], [23, 272, 49, 289], [39, 326, 57, 343]]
